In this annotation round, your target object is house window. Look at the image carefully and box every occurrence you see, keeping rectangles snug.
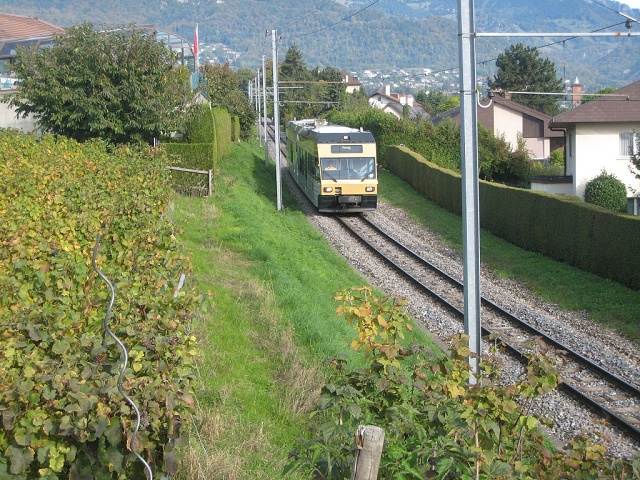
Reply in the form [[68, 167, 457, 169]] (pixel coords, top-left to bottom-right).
[[619, 132, 635, 157]]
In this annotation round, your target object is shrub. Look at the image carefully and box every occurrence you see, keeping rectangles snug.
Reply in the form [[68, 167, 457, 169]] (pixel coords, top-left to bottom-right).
[[286, 286, 638, 479], [584, 170, 628, 213], [184, 104, 214, 143], [550, 148, 564, 167]]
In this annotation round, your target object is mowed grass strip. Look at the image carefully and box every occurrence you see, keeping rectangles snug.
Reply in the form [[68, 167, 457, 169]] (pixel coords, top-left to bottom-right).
[[379, 170, 640, 342], [171, 141, 437, 479]]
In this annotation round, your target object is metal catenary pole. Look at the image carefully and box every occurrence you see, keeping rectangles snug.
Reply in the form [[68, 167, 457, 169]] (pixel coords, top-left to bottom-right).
[[271, 29, 283, 211], [262, 55, 268, 167], [457, 0, 481, 382], [455, 3, 638, 383]]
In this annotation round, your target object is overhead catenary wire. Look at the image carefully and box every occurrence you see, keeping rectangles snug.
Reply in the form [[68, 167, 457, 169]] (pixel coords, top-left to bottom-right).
[[590, 0, 640, 23], [271, 0, 635, 91], [280, 0, 334, 29], [364, 20, 629, 86], [286, 0, 381, 39]]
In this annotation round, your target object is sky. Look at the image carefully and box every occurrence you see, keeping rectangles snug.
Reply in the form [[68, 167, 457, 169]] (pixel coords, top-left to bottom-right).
[[621, 1, 640, 9]]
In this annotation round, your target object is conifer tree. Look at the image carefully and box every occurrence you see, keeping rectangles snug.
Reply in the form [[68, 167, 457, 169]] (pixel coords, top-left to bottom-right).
[[488, 43, 563, 116]]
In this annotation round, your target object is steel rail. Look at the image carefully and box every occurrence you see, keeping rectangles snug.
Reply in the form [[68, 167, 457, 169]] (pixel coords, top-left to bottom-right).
[[335, 215, 640, 444]]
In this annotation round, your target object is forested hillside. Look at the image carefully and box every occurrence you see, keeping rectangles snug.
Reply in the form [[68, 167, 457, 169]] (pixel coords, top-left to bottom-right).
[[1, 0, 638, 90]]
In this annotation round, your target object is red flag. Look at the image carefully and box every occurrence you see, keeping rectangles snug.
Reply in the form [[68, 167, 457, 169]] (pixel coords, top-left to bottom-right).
[[193, 23, 199, 59]]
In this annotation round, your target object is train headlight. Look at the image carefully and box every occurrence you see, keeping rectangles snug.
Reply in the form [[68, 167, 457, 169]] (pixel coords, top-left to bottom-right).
[[323, 187, 333, 193], [365, 186, 375, 192]]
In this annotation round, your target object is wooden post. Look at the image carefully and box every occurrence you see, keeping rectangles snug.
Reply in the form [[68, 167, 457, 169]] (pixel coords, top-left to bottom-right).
[[351, 425, 384, 480], [208, 169, 212, 197]]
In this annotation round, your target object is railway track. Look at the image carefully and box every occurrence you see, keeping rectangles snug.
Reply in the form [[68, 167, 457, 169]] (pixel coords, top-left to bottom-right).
[[336, 214, 640, 444], [264, 121, 640, 446]]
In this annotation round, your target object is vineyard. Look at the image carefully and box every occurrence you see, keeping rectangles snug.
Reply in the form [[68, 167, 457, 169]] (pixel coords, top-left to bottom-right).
[[0, 131, 199, 478]]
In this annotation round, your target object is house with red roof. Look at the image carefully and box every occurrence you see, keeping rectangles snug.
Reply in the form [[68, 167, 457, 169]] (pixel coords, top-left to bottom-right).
[[0, 13, 65, 131], [548, 79, 640, 202]]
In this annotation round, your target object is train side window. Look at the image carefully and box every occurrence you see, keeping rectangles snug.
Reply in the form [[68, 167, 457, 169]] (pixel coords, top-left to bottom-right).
[[310, 154, 320, 180]]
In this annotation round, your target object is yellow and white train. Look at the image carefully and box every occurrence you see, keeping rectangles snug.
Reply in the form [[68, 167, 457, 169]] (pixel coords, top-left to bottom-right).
[[286, 119, 378, 213]]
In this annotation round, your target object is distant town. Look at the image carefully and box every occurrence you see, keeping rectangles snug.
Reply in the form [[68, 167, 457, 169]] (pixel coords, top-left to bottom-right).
[[200, 41, 465, 95]]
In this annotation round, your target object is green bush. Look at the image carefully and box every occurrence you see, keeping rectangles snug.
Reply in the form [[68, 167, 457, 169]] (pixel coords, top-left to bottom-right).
[[584, 170, 628, 213], [550, 148, 564, 166], [212, 107, 232, 159]]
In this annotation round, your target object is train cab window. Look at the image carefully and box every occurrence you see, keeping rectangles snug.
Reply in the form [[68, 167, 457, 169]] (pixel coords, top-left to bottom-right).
[[350, 158, 376, 179], [322, 157, 375, 180], [322, 158, 340, 180]]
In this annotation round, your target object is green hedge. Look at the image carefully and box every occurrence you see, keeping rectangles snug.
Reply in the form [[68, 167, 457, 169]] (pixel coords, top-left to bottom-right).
[[386, 145, 640, 290], [164, 104, 237, 196], [163, 143, 216, 196], [164, 142, 215, 171], [0, 131, 198, 478], [212, 107, 231, 160], [231, 115, 241, 142], [386, 145, 462, 215]]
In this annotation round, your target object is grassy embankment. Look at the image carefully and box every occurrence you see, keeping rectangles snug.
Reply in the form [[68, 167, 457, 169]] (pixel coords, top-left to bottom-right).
[[172, 138, 639, 479], [172, 139, 438, 479]]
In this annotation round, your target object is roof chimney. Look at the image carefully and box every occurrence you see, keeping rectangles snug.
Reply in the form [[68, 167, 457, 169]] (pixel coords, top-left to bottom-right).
[[572, 77, 582, 107], [385, 85, 390, 96]]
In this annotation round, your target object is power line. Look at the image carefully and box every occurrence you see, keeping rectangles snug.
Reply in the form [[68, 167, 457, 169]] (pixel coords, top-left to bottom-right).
[[287, 0, 381, 39], [590, 0, 640, 23], [348, 19, 630, 88], [280, 0, 333, 30]]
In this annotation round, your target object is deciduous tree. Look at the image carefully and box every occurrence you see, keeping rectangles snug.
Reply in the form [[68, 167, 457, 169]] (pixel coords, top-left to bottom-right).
[[8, 22, 190, 145], [199, 62, 256, 139]]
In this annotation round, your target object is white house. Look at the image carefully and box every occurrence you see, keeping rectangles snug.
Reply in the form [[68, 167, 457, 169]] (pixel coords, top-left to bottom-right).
[[0, 14, 66, 132], [548, 79, 640, 200], [369, 86, 429, 120]]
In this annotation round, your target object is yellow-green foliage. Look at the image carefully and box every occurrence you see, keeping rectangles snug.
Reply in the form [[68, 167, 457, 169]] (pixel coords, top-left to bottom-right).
[[386, 145, 640, 290], [289, 287, 637, 479], [0, 131, 198, 478], [212, 107, 232, 160]]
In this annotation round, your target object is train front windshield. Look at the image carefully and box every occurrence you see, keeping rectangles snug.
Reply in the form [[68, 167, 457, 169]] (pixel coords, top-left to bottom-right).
[[321, 157, 376, 180]]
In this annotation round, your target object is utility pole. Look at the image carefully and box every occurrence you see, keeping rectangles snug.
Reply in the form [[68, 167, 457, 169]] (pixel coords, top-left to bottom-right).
[[454, 2, 639, 384], [262, 55, 268, 167], [256, 69, 262, 145], [271, 29, 283, 211], [457, 0, 481, 382]]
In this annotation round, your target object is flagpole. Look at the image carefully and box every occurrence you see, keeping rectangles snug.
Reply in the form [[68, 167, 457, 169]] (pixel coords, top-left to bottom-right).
[[193, 23, 199, 72]]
